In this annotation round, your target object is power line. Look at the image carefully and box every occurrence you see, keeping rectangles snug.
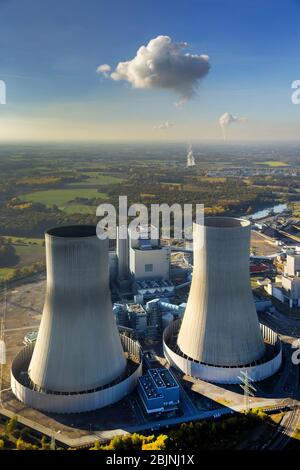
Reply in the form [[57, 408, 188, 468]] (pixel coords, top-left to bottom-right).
[[238, 370, 256, 412]]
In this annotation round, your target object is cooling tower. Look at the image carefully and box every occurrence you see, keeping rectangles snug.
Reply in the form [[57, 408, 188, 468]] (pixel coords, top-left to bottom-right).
[[29, 225, 126, 392], [11, 225, 142, 413], [163, 217, 282, 384], [177, 217, 265, 366]]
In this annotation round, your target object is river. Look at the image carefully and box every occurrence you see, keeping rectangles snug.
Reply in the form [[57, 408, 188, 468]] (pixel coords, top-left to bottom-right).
[[247, 203, 288, 221]]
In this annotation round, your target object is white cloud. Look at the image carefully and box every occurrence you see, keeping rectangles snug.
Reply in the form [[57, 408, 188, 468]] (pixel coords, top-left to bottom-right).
[[96, 64, 111, 78], [154, 121, 175, 130], [97, 35, 210, 101], [219, 112, 246, 140]]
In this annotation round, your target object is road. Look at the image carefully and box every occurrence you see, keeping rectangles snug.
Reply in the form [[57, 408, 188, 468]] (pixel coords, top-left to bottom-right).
[[259, 309, 300, 449], [265, 400, 300, 450]]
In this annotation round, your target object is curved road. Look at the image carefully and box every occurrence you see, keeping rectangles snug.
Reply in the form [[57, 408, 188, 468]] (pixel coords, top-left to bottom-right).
[[259, 310, 300, 449]]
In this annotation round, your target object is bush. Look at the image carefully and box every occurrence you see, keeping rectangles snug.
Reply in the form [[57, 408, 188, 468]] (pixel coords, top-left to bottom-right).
[[5, 416, 18, 435], [40, 435, 51, 450], [16, 438, 38, 450], [90, 433, 168, 451]]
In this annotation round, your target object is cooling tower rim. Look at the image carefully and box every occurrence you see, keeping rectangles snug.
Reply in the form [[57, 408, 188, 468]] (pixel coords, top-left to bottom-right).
[[11, 335, 143, 413], [194, 216, 250, 230], [163, 320, 282, 384], [165, 320, 281, 368], [47, 224, 97, 239], [46, 224, 101, 239]]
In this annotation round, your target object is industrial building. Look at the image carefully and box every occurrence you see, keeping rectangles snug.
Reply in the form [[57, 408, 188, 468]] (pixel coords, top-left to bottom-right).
[[163, 217, 282, 384], [113, 303, 130, 328], [127, 303, 147, 332], [137, 368, 180, 414], [113, 298, 184, 340], [135, 279, 175, 300], [11, 225, 142, 413], [265, 254, 300, 308], [116, 225, 171, 293]]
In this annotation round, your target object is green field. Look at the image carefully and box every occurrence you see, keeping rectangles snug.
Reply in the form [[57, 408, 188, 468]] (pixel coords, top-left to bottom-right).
[[0, 267, 15, 280], [2, 235, 43, 244], [259, 161, 289, 167], [70, 173, 123, 186], [21, 188, 106, 208], [62, 203, 97, 214], [0, 236, 46, 281], [14, 244, 45, 267]]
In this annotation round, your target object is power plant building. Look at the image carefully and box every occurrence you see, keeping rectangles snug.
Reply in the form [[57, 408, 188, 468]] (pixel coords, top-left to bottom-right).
[[265, 254, 300, 308], [138, 368, 180, 414], [128, 225, 170, 282], [115, 224, 172, 300], [127, 304, 147, 332], [163, 217, 282, 384]]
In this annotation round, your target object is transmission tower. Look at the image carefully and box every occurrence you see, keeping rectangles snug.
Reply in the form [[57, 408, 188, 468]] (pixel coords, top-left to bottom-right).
[[238, 370, 256, 412]]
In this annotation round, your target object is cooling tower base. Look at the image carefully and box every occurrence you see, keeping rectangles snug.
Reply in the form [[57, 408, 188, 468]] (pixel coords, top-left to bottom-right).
[[163, 320, 282, 385], [11, 335, 142, 414]]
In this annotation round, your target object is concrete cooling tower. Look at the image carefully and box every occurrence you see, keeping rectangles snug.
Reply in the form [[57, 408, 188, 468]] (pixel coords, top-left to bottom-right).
[[163, 217, 282, 384], [11, 225, 142, 413]]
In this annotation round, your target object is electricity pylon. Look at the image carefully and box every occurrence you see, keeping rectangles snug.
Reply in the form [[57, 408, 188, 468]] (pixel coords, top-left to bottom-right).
[[238, 370, 256, 412]]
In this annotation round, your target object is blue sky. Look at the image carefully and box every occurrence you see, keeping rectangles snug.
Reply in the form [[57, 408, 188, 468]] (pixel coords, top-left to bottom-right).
[[0, 0, 300, 141]]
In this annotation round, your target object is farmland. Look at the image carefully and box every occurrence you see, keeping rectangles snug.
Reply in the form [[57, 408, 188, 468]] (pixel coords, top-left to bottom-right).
[[21, 188, 106, 208], [0, 141, 300, 281], [259, 161, 289, 167]]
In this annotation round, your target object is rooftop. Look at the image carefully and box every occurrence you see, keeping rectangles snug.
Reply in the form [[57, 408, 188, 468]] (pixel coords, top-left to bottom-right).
[[149, 368, 177, 389], [136, 279, 173, 289], [139, 374, 163, 400], [126, 304, 146, 315], [139, 368, 179, 399]]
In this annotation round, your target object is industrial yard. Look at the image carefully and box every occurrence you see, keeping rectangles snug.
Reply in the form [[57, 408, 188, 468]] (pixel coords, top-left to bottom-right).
[[1, 243, 300, 449], [1, 146, 300, 450], [2, 0, 300, 460]]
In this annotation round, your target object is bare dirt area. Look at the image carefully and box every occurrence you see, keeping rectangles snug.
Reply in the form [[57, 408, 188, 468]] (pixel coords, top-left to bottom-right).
[[251, 231, 279, 257], [1, 274, 140, 442], [2, 276, 45, 389]]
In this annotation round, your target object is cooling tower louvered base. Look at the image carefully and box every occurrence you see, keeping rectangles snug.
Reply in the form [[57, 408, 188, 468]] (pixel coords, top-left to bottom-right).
[[11, 335, 142, 414], [163, 320, 282, 384]]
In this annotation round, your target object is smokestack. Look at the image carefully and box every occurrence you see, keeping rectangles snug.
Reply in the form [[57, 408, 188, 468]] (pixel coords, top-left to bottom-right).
[[177, 217, 265, 366], [117, 226, 129, 280], [28, 225, 126, 393]]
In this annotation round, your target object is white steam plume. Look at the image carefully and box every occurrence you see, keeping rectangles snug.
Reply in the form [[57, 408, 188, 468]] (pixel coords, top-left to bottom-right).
[[219, 112, 246, 140]]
